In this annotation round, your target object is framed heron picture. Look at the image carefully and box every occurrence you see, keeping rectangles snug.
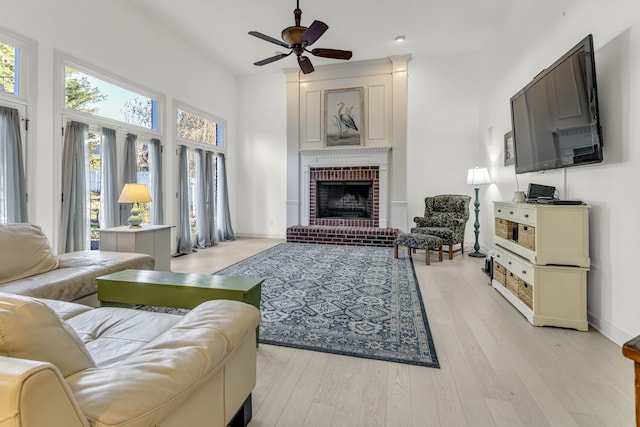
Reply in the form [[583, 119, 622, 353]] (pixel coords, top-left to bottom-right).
[[325, 87, 363, 146]]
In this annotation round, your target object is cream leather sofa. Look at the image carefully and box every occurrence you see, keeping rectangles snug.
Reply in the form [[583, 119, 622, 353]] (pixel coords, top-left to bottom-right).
[[0, 224, 154, 303], [0, 293, 260, 427]]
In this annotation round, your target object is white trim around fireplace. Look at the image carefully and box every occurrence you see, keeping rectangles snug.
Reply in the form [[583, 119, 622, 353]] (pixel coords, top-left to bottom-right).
[[299, 147, 391, 227]]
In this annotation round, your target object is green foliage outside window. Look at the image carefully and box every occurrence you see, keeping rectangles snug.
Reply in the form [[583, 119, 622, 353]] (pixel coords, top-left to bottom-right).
[[65, 67, 107, 114], [0, 42, 16, 94]]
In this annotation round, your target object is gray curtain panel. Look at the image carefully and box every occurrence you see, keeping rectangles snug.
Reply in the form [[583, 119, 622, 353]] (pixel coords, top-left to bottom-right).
[[101, 128, 118, 228], [205, 151, 217, 245], [60, 121, 88, 253], [0, 106, 28, 223], [194, 148, 210, 248], [149, 138, 163, 224], [216, 153, 235, 241], [120, 133, 138, 225], [177, 145, 192, 254]]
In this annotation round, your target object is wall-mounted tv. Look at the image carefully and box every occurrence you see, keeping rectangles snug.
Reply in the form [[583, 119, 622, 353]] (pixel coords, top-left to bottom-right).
[[510, 34, 603, 174]]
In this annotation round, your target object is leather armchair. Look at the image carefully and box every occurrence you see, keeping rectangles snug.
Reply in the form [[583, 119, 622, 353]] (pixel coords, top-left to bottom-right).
[[411, 194, 471, 259]]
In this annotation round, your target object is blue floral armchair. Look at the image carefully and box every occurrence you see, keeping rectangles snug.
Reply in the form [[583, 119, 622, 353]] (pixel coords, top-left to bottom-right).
[[411, 194, 471, 259]]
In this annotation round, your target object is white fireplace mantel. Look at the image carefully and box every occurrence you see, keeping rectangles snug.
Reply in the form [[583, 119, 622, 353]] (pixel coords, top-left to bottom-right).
[[299, 147, 391, 227]]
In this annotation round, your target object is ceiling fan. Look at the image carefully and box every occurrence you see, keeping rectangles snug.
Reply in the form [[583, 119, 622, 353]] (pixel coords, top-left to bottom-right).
[[248, 0, 353, 74]]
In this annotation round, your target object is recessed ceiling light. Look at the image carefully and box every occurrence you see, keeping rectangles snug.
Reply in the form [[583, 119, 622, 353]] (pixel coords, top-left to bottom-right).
[[395, 35, 406, 43]]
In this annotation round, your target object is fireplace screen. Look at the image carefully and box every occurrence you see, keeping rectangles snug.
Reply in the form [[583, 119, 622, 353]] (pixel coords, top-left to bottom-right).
[[316, 180, 373, 219]]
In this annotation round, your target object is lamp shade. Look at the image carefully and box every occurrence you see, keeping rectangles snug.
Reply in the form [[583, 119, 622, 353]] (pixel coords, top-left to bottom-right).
[[117, 183, 152, 204], [466, 166, 491, 186]]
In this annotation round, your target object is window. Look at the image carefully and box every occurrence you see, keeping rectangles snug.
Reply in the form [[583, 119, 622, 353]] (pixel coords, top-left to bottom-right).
[[175, 103, 232, 251], [1, 30, 32, 224], [0, 41, 18, 96], [88, 132, 101, 248], [59, 57, 163, 250], [177, 107, 223, 147], [65, 66, 158, 131], [136, 141, 151, 224]]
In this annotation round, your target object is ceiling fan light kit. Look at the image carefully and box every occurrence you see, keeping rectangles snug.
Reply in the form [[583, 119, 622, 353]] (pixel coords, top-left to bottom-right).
[[248, 0, 353, 74]]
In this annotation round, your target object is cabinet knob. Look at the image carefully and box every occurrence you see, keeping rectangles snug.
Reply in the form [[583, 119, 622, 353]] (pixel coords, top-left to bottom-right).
[[509, 211, 514, 215], [508, 261, 512, 265], [521, 270, 527, 275], [524, 214, 529, 218]]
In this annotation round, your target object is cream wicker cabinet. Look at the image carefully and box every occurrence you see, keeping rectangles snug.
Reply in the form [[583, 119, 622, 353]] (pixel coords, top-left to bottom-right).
[[492, 202, 590, 331]]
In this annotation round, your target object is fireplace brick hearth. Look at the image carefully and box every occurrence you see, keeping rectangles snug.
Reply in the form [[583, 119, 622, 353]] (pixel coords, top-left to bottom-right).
[[286, 225, 397, 247]]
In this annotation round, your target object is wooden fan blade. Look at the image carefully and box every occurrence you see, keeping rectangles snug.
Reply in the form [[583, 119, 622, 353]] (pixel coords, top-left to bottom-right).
[[298, 56, 315, 74], [249, 31, 290, 49], [254, 52, 292, 66], [311, 48, 353, 60], [301, 20, 328, 46]]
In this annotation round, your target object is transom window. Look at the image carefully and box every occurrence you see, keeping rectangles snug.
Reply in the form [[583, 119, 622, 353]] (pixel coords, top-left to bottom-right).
[[0, 41, 18, 96], [65, 66, 158, 131], [177, 107, 223, 147]]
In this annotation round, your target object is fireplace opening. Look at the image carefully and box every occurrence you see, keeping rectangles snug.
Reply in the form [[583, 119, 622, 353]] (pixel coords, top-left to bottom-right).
[[316, 180, 373, 219]]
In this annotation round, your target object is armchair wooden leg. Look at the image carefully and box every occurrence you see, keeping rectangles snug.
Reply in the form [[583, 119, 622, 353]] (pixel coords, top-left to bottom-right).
[[393, 244, 398, 259], [448, 245, 453, 260], [438, 246, 443, 262]]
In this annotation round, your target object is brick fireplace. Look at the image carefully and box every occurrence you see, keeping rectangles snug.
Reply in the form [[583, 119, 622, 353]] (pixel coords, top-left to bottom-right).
[[309, 166, 379, 227], [287, 147, 397, 247]]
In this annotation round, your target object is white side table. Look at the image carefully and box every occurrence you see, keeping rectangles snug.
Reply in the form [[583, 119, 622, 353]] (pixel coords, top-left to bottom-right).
[[100, 225, 174, 271]]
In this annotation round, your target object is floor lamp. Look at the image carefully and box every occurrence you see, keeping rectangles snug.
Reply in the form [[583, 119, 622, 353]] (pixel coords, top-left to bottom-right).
[[466, 166, 491, 258]]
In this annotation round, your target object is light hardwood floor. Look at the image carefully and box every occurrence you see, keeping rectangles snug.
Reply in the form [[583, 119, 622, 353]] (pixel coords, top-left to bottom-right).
[[171, 238, 635, 427]]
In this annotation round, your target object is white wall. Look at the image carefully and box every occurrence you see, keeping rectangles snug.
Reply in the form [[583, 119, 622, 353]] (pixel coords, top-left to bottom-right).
[[476, 0, 640, 344], [1, 0, 238, 250], [406, 54, 483, 239], [234, 72, 287, 238]]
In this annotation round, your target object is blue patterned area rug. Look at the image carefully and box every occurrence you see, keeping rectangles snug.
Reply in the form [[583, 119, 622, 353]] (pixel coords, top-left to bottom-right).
[[214, 242, 439, 368]]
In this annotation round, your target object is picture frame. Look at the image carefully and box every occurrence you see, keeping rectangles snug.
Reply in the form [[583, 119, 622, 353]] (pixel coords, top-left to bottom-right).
[[324, 87, 363, 147], [504, 131, 514, 166]]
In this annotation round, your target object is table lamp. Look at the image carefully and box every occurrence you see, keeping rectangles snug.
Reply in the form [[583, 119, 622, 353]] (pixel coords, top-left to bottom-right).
[[466, 166, 491, 258], [118, 183, 152, 228]]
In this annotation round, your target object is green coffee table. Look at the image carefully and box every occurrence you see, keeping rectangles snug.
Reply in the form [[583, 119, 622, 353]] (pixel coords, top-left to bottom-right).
[[97, 269, 263, 343]]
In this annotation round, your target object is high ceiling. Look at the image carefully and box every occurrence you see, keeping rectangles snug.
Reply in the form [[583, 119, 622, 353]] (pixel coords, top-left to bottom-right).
[[130, 0, 520, 76]]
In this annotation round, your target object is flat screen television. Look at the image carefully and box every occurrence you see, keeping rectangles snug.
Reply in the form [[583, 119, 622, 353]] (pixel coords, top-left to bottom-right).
[[510, 34, 603, 174]]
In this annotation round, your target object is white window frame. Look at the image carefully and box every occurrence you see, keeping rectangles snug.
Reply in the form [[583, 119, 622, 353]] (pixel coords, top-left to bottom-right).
[[174, 101, 227, 242], [175, 101, 226, 153], [59, 55, 163, 133], [0, 29, 34, 103], [0, 28, 36, 222], [53, 52, 164, 248]]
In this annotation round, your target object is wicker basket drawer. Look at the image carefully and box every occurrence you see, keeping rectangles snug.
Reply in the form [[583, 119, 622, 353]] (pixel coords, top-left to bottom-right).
[[495, 218, 517, 240], [517, 224, 535, 251], [506, 271, 520, 295], [494, 262, 507, 286], [518, 280, 533, 309]]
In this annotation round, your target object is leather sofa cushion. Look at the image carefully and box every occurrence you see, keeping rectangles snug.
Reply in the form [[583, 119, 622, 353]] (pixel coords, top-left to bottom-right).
[[0, 250, 155, 302], [65, 300, 260, 427], [0, 293, 95, 378], [0, 224, 59, 285]]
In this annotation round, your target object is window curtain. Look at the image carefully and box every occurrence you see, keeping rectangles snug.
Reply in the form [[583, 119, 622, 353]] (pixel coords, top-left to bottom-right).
[[216, 153, 235, 241], [119, 133, 137, 225], [177, 145, 192, 254], [205, 151, 217, 245], [100, 128, 118, 228], [0, 106, 28, 223], [194, 149, 210, 248], [60, 121, 88, 253], [149, 138, 163, 224]]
